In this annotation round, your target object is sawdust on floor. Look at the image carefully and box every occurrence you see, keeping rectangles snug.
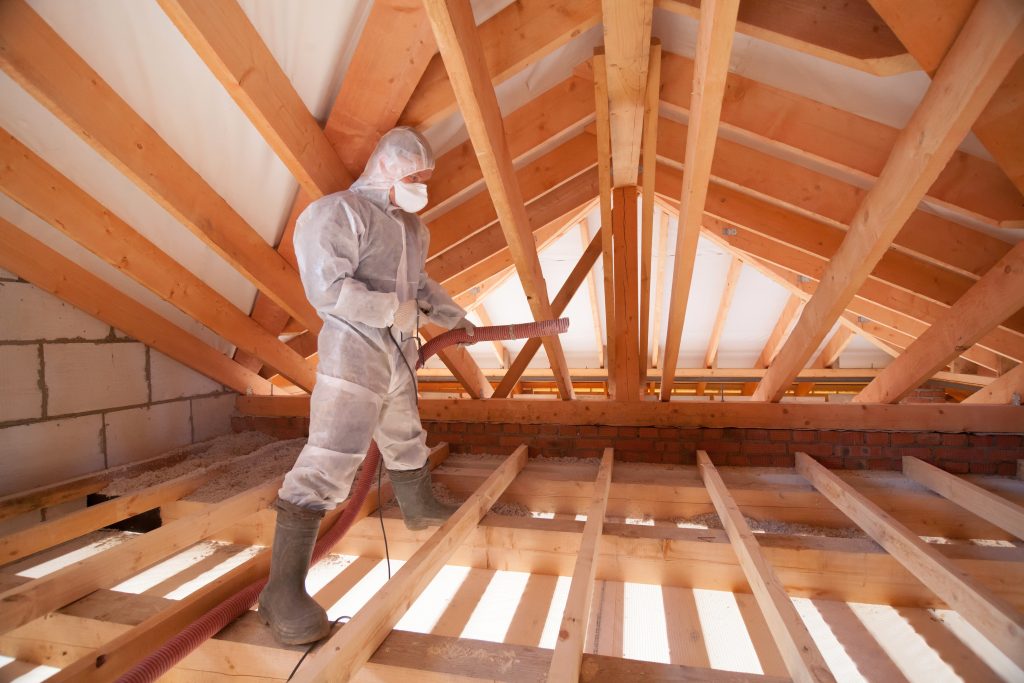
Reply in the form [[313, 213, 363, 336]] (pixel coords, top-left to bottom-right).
[[102, 432, 276, 496], [185, 438, 307, 503], [675, 511, 867, 538]]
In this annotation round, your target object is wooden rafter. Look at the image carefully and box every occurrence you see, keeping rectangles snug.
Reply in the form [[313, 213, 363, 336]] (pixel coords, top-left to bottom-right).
[[546, 448, 613, 681], [600, 0, 654, 187], [741, 295, 803, 395], [0, 219, 272, 396], [796, 452, 1024, 667], [855, 241, 1024, 403], [493, 227, 604, 398], [593, 48, 618, 397], [638, 42, 661, 381], [423, 0, 574, 400], [698, 452, 836, 682], [292, 445, 528, 681], [962, 362, 1024, 405], [659, 0, 740, 400], [649, 211, 671, 368], [400, 0, 601, 129], [580, 220, 606, 368], [0, 131, 317, 392], [0, 0, 319, 331], [703, 257, 743, 370], [234, 0, 438, 374], [753, 0, 1024, 402], [657, 48, 1024, 229], [795, 327, 855, 396], [427, 70, 595, 216], [158, 0, 350, 197], [869, 0, 1024, 198], [657, 0, 915, 76]]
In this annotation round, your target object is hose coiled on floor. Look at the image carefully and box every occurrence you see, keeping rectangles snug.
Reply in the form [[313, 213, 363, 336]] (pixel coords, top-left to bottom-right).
[[117, 317, 569, 683]]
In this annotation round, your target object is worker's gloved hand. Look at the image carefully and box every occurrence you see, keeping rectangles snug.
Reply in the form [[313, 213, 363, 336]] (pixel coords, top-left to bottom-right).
[[453, 316, 475, 346], [392, 299, 420, 335]]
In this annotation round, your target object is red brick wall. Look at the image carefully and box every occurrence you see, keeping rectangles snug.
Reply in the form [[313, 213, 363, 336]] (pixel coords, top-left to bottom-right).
[[421, 421, 1023, 475], [232, 415, 1023, 475]]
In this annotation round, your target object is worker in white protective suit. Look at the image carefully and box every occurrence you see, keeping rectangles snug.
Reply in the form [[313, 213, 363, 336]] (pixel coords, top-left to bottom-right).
[[258, 127, 474, 645]]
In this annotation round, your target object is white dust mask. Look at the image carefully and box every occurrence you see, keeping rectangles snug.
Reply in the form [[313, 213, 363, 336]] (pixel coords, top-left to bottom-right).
[[392, 180, 428, 213]]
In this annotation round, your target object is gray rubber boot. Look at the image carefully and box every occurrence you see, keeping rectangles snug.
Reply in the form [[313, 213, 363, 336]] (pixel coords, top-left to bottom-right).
[[257, 499, 330, 645], [388, 464, 459, 531]]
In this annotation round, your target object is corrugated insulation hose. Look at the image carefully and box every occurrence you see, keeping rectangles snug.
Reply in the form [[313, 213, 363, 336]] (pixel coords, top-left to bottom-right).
[[116, 317, 570, 683]]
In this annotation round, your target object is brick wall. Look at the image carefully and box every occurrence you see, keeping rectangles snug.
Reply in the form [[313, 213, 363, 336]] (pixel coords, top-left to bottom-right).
[[421, 421, 1023, 476], [0, 271, 237, 501]]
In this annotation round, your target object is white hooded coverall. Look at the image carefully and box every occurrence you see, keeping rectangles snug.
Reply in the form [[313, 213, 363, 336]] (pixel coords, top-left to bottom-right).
[[279, 128, 465, 511]]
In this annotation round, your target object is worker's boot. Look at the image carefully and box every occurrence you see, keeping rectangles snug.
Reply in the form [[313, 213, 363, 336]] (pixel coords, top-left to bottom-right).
[[257, 499, 330, 645], [388, 464, 459, 531]]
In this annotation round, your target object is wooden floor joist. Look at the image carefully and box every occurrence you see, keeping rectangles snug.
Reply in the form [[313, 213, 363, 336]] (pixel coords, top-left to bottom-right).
[[292, 444, 528, 682], [546, 448, 613, 681], [795, 452, 1024, 667], [698, 452, 835, 683]]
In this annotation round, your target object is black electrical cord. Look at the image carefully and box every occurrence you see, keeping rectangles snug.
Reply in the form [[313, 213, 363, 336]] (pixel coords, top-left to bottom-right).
[[286, 614, 351, 681], [377, 456, 392, 580]]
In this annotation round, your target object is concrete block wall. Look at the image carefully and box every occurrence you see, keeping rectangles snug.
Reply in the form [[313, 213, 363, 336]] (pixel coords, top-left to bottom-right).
[[0, 272, 238, 499]]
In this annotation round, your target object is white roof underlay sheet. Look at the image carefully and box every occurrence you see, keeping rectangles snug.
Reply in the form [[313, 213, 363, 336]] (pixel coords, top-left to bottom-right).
[[1, 0, 995, 379]]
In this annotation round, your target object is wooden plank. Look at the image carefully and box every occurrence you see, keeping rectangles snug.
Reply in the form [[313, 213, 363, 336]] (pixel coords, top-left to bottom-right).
[[600, 0, 654, 187], [593, 48, 618, 397], [420, 323, 494, 399], [868, 0, 1024, 198], [400, 0, 601, 130], [855, 241, 1024, 403], [0, 0, 318, 330], [659, 0, 740, 400], [423, 0, 574, 400], [611, 186, 641, 400], [0, 469, 212, 567], [741, 295, 803, 396], [795, 327, 854, 396], [0, 130, 317, 391], [795, 451, 1024, 667], [638, 43, 661, 375], [580, 220, 606, 368], [547, 448, 613, 682], [45, 444, 449, 683], [494, 228, 604, 397], [962, 362, 1024, 404], [0, 219, 272, 396], [699, 256, 743, 396], [0, 476, 281, 635], [657, 0, 913, 76], [649, 211, 670, 368], [903, 456, 1024, 540], [698, 452, 835, 682], [240, 395, 1024, 433], [753, 0, 1024, 402], [157, 0, 350, 197], [657, 48, 1024, 230], [292, 445, 529, 682]]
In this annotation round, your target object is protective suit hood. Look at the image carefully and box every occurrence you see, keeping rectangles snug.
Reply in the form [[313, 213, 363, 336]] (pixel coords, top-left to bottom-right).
[[350, 127, 435, 207]]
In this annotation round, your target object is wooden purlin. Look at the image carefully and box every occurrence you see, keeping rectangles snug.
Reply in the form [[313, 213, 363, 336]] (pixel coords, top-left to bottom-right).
[[753, 0, 1024, 402], [659, 0, 741, 400]]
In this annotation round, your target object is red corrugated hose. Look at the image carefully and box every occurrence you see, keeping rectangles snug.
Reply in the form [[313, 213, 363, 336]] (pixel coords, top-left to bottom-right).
[[117, 317, 569, 683]]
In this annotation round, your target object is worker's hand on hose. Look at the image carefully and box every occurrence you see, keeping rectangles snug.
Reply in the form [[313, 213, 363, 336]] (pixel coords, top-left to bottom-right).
[[453, 316, 476, 346], [392, 299, 419, 335]]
